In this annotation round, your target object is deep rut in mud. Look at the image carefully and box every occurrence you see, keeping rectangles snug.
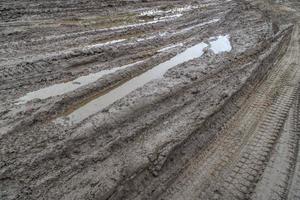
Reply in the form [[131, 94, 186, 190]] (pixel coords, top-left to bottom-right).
[[1, 0, 300, 199]]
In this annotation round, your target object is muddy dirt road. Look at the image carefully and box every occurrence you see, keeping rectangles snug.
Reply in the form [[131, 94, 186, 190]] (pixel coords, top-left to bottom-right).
[[1, 0, 300, 199]]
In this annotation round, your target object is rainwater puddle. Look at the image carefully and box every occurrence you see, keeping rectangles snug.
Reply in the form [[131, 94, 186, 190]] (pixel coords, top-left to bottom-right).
[[179, 19, 220, 33], [106, 14, 181, 31], [55, 35, 232, 125], [84, 39, 126, 50], [209, 35, 232, 53], [16, 61, 144, 105], [158, 43, 184, 52], [140, 5, 199, 17]]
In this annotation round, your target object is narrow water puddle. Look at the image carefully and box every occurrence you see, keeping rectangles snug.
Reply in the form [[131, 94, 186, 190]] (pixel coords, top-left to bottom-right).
[[140, 5, 199, 17], [179, 18, 220, 33], [158, 43, 184, 52], [84, 39, 126, 50], [16, 61, 143, 105], [55, 35, 232, 125], [105, 14, 181, 31]]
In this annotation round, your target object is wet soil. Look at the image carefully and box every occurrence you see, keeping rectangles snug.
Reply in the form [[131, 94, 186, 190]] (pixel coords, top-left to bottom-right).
[[1, 0, 300, 199]]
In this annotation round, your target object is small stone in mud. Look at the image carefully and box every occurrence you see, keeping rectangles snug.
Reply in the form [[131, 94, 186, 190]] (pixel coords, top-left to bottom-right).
[[191, 89, 199, 94], [221, 92, 229, 99], [102, 108, 110, 112], [190, 76, 198, 81]]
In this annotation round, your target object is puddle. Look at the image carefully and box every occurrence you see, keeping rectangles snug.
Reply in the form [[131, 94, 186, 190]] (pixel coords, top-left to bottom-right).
[[104, 14, 181, 32], [42, 13, 181, 43], [55, 35, 232, 125], [179, 18, 220, 33], [158, 43, 184, 52], [154, 13, 183, 21], [137, 19, 220, 45], [208, 35, 232, 53], [140, 5, 199, 17], [16, 61, 144, 105], [84, 39, 126, 50]]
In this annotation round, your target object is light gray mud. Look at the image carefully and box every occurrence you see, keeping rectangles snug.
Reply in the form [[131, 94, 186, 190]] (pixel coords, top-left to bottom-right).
[[1, 0, 300, 200]]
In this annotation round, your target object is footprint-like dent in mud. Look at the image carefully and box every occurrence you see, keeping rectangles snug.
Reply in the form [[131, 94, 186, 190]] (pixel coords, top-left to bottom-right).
[[55, 35, 232, 126], [15, 61, 144, 105]]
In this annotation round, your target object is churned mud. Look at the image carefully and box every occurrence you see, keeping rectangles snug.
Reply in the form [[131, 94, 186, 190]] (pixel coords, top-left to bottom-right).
[[1, 0, 300, 199]]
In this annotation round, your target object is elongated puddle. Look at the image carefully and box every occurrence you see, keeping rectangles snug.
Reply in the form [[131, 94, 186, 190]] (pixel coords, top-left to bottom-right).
[[16, 61, 143, 105], [16, 19, 223, 105], [55, 35, 232, 125]]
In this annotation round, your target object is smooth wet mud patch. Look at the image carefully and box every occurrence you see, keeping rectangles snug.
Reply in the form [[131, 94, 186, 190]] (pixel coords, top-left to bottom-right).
[[55, 35, 232, 126]]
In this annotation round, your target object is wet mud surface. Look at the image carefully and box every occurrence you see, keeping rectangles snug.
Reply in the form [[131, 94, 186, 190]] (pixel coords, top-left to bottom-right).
[[1, 0, 300, 199]]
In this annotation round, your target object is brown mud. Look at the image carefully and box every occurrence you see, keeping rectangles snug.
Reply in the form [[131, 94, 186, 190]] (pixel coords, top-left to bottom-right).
[[1, 0, 300, 199]]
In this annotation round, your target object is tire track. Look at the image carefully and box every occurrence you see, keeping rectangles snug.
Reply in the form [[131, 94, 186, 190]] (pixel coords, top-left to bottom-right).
[[218, 86, 297, 199], [198, 24, 300, 200], [158, 24, 299, 200], [252, 86, 300, 200], [287, 112, 300, 199], [1, 1, 298, 199]]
